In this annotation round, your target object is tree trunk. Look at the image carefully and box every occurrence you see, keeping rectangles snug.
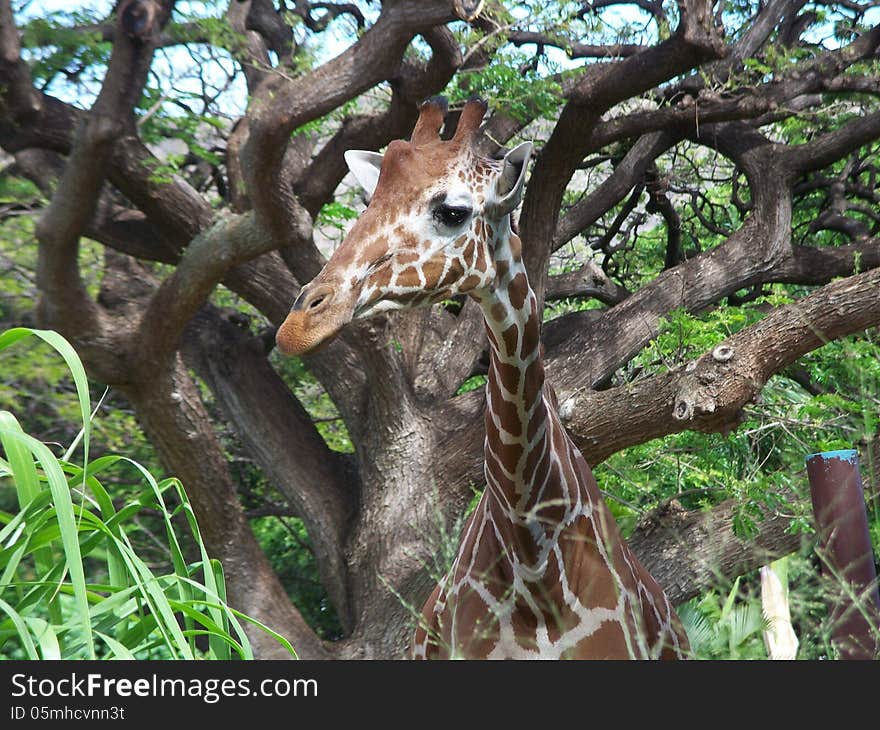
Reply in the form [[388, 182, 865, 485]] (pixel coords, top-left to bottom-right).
[[124, 357, 330, 659]]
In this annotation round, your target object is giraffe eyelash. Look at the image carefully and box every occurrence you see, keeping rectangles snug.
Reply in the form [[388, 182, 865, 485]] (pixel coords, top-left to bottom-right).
[[366, 253, 392, 274]]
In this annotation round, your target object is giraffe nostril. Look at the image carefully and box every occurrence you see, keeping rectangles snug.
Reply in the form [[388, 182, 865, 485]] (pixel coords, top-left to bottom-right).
[[292, 285, 334, 313]]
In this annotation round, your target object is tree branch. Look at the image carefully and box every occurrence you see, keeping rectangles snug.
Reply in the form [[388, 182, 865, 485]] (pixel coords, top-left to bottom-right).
[[644, 161, 684, 269], [554, 130, 679, 250], [294, 26, 462, 217], [786, 111, 880, 179], [41, 19, 208, 48], [546, 258, 630, 304], [629, 499, 805, 606], [0, 0, 40, 126], [228, 0, 272, 93], [560, 263, 880, 464], [134, 210, 289, 365], [546, 122, 788, 395], [12, 147, 182, 264], [294, 1, 365, 33], [520, 0, 727, 308], [34, 0, 173, 366], [0, 84, 214, 252], [240, 1, 459, 270], [184, 307, 357, 632], [507, 30, 643, 59], [245, 0, 294, 60]]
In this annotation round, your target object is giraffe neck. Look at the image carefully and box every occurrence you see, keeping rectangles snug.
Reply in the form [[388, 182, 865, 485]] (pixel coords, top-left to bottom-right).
[[477, 222, 581, 532], [412, 218, 690, 661]]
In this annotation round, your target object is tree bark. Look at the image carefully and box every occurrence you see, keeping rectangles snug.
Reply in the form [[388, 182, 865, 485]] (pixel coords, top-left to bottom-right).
[[184, 308, 357, 632]]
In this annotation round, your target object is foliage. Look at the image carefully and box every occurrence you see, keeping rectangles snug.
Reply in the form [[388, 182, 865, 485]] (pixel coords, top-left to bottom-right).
[[594, 292, 878, 530], [0, 327, 294, 659], [678, 577, 768, 660], [445, 49, 563, 123], [317, 201, 359, 232], [456, 374, 487, 395], [594, 308, 879, 658], [19, 10, 112, 105]]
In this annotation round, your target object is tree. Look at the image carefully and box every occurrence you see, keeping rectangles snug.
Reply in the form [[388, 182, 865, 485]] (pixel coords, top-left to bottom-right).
[[1, 0, 878, 659]]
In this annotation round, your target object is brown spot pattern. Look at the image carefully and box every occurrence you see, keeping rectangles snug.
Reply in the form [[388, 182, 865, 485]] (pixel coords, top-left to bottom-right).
[[500, 324, 518, 357], [508, 273, 528, 310], [459, 274, 482, 291]]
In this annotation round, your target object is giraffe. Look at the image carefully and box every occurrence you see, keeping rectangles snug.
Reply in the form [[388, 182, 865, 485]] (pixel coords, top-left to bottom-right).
[[276, 97, 690, 659]]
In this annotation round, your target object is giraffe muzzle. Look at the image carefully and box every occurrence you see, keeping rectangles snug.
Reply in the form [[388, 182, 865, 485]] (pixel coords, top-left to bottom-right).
[[276, 283, 354, 357]]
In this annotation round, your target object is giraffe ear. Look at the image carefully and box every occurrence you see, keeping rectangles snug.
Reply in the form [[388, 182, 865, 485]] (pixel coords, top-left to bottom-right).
[[344, 150, 384, 199], [493, 142, 533, 215]]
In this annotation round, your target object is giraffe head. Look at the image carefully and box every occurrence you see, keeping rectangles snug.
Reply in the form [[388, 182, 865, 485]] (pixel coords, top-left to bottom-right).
[[276, 97, 532, 356]]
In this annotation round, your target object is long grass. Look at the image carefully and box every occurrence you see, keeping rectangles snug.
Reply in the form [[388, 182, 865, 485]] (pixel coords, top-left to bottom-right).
[[0, 327, 295, 659]]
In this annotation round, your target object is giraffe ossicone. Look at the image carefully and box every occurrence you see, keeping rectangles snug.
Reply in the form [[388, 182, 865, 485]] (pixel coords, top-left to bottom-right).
[[277, 97, 690, 659]]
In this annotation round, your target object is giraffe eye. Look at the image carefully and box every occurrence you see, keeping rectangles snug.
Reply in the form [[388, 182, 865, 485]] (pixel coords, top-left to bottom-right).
[[433, 204, 471, 228]]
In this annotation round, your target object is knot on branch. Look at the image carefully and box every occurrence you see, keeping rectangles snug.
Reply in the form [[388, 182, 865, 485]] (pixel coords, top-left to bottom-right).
[[712, 344, 734, 362], [454, 0, 484, 21], [672, 376, 717, 422], [119, 0, 158, 41], [672, 355, 747, 435], [635, 498, 689, 535]]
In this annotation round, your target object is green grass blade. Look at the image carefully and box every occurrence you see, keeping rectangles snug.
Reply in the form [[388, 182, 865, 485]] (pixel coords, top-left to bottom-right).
[[63, 459, 128, 591], [0, 426, 95, 658], [0, 412, 40, 507], [102, 531, 194, 659], [25, 617, 62, 660], [0, 329, 91, 464], [0, 412, 64, 623], [1, 542, 29, 591], [94, 630, 137, 660], [174, 581, 297, 660], [1, 326, 283, 661], [0, 596, 40, 659], [117, 465, 200, 654], [169, 480, 230, 658], [720, 576, 741, 622], [0, 490, 52, 546], [63, 386, 108, 464]]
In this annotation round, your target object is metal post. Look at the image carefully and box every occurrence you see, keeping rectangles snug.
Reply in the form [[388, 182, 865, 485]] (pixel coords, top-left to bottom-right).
[[805, 449, 880, 659]]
